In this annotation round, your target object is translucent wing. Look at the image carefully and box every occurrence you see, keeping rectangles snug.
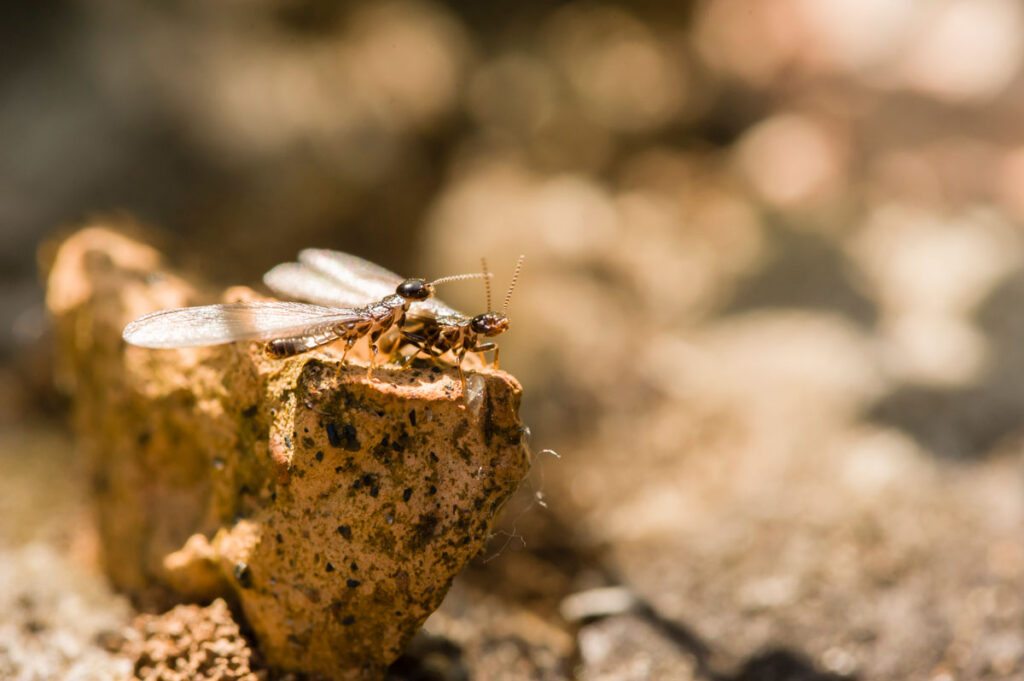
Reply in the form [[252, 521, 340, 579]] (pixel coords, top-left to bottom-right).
[[270, 249, 464, 318], [412, 296, 462, 319], [299, 249, 403, 298], [122, 302, 361, 349], [263, 262, 375, 308], [404, 310, 466, 327]]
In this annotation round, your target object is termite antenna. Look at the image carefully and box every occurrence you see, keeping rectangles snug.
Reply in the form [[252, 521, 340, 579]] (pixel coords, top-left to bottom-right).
[[502, 255, 525, 316], [430, 272, 493, 287], [481, 257, 493, 312]]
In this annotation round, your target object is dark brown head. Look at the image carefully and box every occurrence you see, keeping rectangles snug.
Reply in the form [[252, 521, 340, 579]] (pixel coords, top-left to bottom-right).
[[470, 312, 510, 336], [471, 254, 523, 337], [400, 272, 493, 302], [396, 278, 433, 301]]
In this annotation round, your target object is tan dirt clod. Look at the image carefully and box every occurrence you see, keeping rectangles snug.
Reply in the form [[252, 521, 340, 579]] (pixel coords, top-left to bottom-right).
[[125, 598, 263, 681], [46, 222, 531, 680]]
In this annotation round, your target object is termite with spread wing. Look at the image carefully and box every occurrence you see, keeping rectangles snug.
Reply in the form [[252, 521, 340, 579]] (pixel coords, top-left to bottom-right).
[[122, 251, 488, 377], [265, 251, 524, 393]]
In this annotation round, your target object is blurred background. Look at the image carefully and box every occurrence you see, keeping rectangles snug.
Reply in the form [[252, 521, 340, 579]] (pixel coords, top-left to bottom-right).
[[4, 1, 1024, 679]]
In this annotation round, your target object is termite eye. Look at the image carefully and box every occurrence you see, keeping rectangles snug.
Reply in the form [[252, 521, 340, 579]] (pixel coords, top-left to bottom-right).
[[397, 279, 431, 301]]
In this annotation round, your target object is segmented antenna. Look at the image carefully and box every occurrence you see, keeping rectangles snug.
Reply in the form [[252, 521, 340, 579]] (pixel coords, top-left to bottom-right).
[[502, 255, 525, 315], [430, 272, 492, 287], [481, 257, 493, 312]]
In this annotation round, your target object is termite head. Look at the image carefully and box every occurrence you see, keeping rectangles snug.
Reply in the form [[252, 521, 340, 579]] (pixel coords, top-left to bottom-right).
[[474, 254, 523, 337], [396, 278, 433, 301], [470, 312, 509, 336]]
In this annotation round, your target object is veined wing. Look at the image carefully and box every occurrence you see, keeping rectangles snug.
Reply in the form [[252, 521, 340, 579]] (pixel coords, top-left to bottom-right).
[[122, 302, 361, 348], [277, 249, 465, 318], [411, 296, 462, 319], [299, 249, 404, 298], [263, 262, 376, 308], [405, 309, 467, 327]]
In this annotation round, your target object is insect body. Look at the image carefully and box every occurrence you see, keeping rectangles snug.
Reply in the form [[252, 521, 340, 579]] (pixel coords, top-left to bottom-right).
[[401, 256, 523, 391], [261, 277, 436, 363], [123, 252, 486, 376], [263, 249, 467, 319], [263, 249, 471, 366], [265, 250, 523, 394]]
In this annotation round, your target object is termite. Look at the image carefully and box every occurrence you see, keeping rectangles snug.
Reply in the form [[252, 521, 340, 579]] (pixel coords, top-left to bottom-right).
[[400, 255, 524, 392], [123, 251, 488, 377]]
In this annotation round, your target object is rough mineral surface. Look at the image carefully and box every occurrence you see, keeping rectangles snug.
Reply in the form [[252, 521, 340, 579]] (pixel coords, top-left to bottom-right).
[[126, 599, 263, 681], [45, 225, 531, 680]]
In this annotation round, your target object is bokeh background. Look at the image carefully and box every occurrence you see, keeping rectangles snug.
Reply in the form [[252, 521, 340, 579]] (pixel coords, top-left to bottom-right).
[[4, 1, 1024, 679]]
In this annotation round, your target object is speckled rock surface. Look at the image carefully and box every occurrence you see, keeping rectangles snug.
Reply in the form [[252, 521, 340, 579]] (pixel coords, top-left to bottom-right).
[[45, 224, 531, 680]]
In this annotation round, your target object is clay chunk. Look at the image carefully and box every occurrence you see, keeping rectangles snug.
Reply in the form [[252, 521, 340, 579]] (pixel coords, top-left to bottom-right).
[[45, 224, 531, 680], [126, 599, 262, 681]]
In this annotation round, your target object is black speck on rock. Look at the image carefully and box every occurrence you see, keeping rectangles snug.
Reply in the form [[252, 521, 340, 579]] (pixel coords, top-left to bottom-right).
[[326, 422, 361, 451], [326, 423, 341, 447]]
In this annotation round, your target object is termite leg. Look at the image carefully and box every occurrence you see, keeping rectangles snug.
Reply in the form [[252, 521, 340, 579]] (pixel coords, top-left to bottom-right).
[[401, 331, 449, 367], [398, 340, 428, 368], [367, 343, 379, 379], [366, 328, 389, 378], [383, 335, 404, 366], [404, 344, 446, 369], [456, 349, 468, 395], [472, 342, 497, 369], [399, 347, 419, 368], [399, 331, 428, 365], [340, 339, 355, 365]]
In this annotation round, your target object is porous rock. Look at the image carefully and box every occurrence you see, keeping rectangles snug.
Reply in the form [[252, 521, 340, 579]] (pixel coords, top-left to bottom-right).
[[45, 223, 531, 680], [126, 599, 263, 681]]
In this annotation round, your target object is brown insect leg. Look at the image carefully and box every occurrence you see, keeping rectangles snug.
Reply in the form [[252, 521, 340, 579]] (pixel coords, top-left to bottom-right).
[[398, 339, 426, 368], [366, 327, 388, 378], [456, 349, 468, 395], [366, 343, 378, 379], [402, 331, 427, 343], [401, 343, 447, 369], [399, 331, 428, 365], [339, 339, 355, 365], [382, 334, 405, 366], [472, 342, 497, 369]]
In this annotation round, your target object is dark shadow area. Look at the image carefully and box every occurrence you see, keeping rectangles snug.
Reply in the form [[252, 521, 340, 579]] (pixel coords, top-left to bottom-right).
[[866, 384, 1023, 460], [866, 266, 1024, 460], [631, 592, 854, 681], [717, 221, 877, 328], [730, 649, 854, 681], [388, 633, 468, 681]]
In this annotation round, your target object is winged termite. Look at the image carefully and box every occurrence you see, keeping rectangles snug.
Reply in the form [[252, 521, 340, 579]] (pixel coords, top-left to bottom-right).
[[263, 249, 465, 320], [263, 249, 467, 361], [400, 255, 524, 392], [265, 250, 523, 396], [122, 252, 489, 376]]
